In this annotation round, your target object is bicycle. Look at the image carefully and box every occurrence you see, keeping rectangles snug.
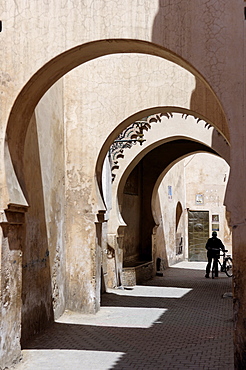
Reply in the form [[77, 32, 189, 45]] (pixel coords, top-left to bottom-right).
[[212, 250, 233, 279]]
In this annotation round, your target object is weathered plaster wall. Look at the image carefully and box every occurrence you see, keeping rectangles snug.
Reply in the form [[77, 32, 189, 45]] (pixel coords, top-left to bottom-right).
[[1, 4, 232, 322], [111, 113, 229, 272], [0, 1, 245, 368], [151, 11, 244, 359], [152, 1, 243, 168], [0, 223, 24, 369], [1, 1, 240, 209], [184, 153, 231, 252], [114, 113, 229, 224], [62, 54, 197, 312], [157, 160, 186, 266], [121, 193, 141, 263], [157, 152, 231, 267], [102, 157, 118, 289], [63, 70, 101, 313], [121, 164, 141, 264], [102, 156, 112, 222], [21, 82, 65, 343], [21, 114, 53, 345], [35, 81, 66, 319]]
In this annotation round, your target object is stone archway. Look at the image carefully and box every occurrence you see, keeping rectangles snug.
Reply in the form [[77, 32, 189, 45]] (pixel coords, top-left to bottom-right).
[[5, 39, 229, 206], [119, 141, 229, 284], [102, 112, 230, 287], [2, 39, 230, 366]]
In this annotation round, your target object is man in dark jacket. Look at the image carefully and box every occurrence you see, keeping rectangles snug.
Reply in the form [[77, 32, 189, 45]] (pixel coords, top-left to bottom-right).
[[205, 231, 225, 278]]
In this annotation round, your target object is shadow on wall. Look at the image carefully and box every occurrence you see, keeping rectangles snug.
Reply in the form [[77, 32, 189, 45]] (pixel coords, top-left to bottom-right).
[[120, 139, 216, 273], [151, 1, 231, 263], [152, 0, 229, 143], [21, 113, 54, 346]]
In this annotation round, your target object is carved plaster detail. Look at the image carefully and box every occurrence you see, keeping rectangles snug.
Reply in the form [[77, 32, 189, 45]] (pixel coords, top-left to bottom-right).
[[109, 113, 170, 182], [109, 117, 151, 182], [109, 112, 222, 182]]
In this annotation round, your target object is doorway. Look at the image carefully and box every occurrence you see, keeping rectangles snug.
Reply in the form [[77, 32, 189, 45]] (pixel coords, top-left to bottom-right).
[[188, 211, 209, 261]]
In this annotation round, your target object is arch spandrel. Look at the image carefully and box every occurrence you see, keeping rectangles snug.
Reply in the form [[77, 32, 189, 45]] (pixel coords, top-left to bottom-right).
[[7, 40, 229, 164]]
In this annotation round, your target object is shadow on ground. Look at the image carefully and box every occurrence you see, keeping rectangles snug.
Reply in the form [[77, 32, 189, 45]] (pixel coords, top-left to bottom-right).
[[21, 266, 233, 369]]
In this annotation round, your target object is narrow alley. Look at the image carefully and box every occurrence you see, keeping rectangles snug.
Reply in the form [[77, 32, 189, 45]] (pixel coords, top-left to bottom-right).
[[14, 262, 233, 370]]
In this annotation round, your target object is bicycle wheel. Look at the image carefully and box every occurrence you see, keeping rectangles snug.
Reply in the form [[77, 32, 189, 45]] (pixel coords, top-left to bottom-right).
[[225, 257, 233, 277], [212, 261, 216, 279]]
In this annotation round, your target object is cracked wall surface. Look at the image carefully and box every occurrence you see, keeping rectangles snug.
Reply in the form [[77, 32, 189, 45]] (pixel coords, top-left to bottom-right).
[[0, 1, 245, 368]]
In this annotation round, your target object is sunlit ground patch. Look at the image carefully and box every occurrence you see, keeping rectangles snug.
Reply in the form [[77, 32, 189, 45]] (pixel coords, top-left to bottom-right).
[[171, 261, 207, 270], [107, 285, 192, 298], [17, 350, 125, 370], [57, 306, 167, 328], [56, 285, 191, 328]]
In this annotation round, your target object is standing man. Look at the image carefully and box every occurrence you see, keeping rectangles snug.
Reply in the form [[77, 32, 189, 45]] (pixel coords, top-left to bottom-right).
[[205, 231, 225, 278]]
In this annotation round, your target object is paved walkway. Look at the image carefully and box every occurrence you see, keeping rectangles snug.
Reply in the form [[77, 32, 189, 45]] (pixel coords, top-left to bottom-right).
[[14, 262, 234, 369]]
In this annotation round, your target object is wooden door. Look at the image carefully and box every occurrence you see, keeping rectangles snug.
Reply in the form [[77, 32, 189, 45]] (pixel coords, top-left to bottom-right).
[[188, 211, 209, 261]]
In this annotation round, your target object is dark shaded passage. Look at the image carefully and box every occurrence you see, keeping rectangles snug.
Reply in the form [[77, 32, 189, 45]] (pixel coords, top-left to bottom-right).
[[121, 139, 217, 262]]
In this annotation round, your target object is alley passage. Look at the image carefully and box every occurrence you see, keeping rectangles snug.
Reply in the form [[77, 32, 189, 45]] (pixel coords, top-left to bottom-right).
[[15, 262, 233, 370]]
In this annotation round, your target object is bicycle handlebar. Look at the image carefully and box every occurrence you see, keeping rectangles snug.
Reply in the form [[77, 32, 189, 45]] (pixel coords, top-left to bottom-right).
[[209, 249, 231, 258]]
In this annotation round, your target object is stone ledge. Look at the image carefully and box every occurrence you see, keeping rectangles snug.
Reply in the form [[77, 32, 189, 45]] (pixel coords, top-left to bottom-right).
[[122, 261, 153, 286]]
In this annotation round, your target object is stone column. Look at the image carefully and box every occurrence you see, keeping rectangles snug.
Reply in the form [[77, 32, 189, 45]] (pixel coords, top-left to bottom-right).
[[233, 224, 246, 369], [0, 204, 27, 369], [106, 233, 120, 289]]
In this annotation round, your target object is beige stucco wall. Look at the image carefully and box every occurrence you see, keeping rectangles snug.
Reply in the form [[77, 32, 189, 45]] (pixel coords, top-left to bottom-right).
[[108, 113, 229, 269], [21, 81, 66, 344], [110, 113, 229, 234], [0, 1, 245, 368], [61, 54, 199, 312], [35, 81, 66, 319], [1, 1, 240, 210], [63, 68, 102, 313], [121, 165, 142, 264], [0, 224, 23, 368], [157, 152, 231, 267], [184, 153, 231, 252], [157, 160, 186, 266]]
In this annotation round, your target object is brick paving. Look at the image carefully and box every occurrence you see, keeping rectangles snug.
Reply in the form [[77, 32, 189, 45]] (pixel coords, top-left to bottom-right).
[[14, 262, 234, 369]]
